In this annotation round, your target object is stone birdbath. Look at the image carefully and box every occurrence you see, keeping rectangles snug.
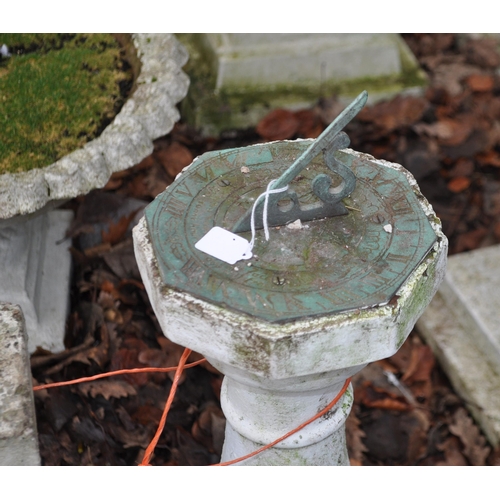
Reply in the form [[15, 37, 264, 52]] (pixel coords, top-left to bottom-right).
[[0, 34, 190, 354], [133, 92, 448, 465]]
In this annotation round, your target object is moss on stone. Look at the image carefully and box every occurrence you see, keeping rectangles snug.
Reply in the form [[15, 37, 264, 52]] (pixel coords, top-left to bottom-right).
[[176, 34, 428, 135], [0, 34, 133, 174]]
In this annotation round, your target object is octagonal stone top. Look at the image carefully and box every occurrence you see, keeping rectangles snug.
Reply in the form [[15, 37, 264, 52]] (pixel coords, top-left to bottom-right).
[[144, 143, 437, 323], [134, 160, 447, 379]]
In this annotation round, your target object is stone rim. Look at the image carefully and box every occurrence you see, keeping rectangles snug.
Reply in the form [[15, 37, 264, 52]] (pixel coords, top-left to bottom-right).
[[0, 34, 190, 221], [144, 143, 439, 322], [133, 151, 448, 379]]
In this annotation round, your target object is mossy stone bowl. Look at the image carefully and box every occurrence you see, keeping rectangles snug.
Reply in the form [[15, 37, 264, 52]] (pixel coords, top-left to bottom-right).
[[0, 34, 190, 223]]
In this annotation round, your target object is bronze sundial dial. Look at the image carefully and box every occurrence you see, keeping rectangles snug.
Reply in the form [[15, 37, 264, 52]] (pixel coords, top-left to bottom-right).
[[144, 92, 437, 323]]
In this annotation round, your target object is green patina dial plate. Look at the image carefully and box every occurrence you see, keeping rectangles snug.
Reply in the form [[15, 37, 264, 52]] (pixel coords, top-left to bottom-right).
[[144, 141, 438, 323]]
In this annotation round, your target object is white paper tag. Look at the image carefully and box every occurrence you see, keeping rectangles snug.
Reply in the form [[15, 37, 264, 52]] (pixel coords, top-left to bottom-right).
[[195, 227, 253, 265]]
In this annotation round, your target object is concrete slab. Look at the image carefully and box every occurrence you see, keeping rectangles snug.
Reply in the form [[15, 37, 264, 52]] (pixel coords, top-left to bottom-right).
[[0, 303, 40, 465], [207, 34, 413, 89], [179, 34, 427, 134], [417, 244, 500, 446], [0, 209, 73, 354]]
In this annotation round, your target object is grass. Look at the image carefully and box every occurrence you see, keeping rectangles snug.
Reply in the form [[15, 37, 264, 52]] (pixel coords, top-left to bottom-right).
[[0, 34, 132, 174]]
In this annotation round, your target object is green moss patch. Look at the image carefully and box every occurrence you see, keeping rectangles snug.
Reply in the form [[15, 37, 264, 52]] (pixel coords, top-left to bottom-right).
[[0, 34, 133, 174]]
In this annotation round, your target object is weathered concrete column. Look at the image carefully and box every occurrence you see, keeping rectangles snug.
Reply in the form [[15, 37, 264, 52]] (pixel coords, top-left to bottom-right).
[[216, 361, 356, 465], [133, 140, 447, 465]]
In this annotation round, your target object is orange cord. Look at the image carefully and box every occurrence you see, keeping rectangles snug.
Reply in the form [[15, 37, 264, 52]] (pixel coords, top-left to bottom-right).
[[213, 377, 352, 466], [139, 348, 192, 466], [33, 350, 352, 467], [32, 358, 205, 391]]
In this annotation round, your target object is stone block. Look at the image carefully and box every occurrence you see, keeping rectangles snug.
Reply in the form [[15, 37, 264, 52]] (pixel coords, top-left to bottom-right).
[[179, 33, 427, 134], [0, 303, 40, 465], [417, 244, 500, 446]]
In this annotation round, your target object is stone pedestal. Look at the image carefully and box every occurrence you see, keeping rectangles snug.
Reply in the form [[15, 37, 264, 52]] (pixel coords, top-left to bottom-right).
[[133, 190, 447, 464], [133, 136, 447, 465], [217, 363, 355, 465]]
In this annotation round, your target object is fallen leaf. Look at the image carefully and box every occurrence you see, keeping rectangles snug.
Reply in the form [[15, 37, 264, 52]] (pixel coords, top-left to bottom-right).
[[133, 153, 156, 171], [437, 116, 474, 147], [403, 33, 455, 59], [357, 381, 412, 412], [447, 176, 471, 193], [402, 345, 436, 383], [103, 172, 124, 191], [345, 409, 368, 464], [43, 390, 79, 432], [437, 435, 469, 466], [126, 172, 152, 199], [103, 241, 141, 280], [487, 446, 500, 465], [156, 336, 192, 383], [109, 423, 153, 449], [72, 416, 108, 444], [414, 118, 473, 146], [357, 95, 428, 133], [465, 38, 500, 69], [449, 407, 490, 465], [431, 62, 478, 96], [137, 347, 169, 383], [454, 227, 489, 253], [101, 209, 140, 246], [441, 127, 495, 160], [361, 409, 426, 464], [68, 191, 126, 236], [110, 343, 149, 386], [155, 142, 193, 178], [78, 379, 137, 400], [132, 404, 164, 427], [143, 164, 171, 197], [445, 158, 475, 178], [398, 137, 440, 180], [41, 322, 110, 375], [256, 109, 300, 141], [483, 181, 500, 216], [294, 109, 323, 138], [191, 403, 226, 454], [477, 150, 500, 168], [173, 427, 218, 466], [465, 74, 494, 92]]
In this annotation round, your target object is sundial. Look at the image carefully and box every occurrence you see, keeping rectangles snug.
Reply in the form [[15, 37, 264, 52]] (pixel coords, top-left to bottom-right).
[[144, 91, 437, 323]]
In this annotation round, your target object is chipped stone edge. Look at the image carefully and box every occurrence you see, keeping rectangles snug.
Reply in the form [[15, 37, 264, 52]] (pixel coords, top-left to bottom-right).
[[133, 148, 448, 380], [0, 34, 190, 221]]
